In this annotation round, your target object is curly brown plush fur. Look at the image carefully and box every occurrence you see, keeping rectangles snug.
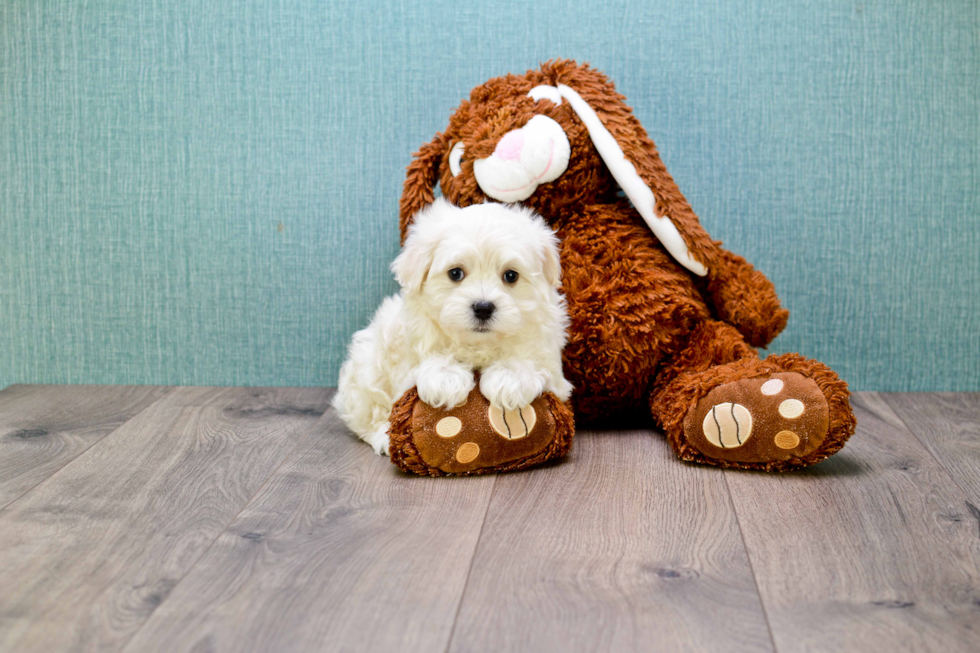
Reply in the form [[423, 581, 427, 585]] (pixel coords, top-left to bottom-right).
[[397, 60, 855, 470]]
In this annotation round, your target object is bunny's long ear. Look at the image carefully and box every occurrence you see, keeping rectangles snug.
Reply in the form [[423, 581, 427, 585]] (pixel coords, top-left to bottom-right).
[[399, 134, 447, 245], [540, 74, 720, 276]]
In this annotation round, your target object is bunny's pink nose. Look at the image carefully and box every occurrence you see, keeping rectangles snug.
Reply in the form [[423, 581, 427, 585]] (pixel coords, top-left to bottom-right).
[[495, 130, 525, 162]]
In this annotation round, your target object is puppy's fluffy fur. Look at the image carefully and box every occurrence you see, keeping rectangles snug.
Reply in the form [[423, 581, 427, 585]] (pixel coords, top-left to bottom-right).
[[334, 198, 573, 455]]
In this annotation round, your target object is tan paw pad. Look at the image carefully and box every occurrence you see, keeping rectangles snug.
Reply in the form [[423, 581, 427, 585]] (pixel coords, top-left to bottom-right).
[[701, 402, 753, 448], [760, 379, 784, 395], [435, 416, 462, 438], [774, 430, 800, 449], [778, 399, 805, 419], [455, 442, 480, 464], [488, 404, 536, 440]]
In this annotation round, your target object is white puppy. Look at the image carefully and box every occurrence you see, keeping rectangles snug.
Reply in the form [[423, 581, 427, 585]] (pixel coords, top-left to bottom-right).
[[333, 198, 573, 455]]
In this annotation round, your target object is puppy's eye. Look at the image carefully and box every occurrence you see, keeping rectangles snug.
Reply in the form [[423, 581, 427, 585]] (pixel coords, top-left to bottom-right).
[[449, 142, 465, 177], [448, 267, 465, 282], [503, 270, 519, 284]]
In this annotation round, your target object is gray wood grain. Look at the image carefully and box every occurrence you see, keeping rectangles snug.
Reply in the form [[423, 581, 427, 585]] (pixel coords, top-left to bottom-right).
[[4, 387, 980, 653], [724, 392, 980, 653], [881, 393, 980, 503], [448, 429, 774, 653], [0, 384, 172, 508], [121, 405, 497, 653], [0, 386, 332, 653]]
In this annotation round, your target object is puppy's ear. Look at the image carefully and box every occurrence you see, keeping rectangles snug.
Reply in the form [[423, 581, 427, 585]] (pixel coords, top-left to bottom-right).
[[391, 199, 448, 293], [542, 63, 721, 276], [399, 134, 447, 246], [517, 208, 563, 289], [541, 229, 563, 289], [391, 233, 434, 294]]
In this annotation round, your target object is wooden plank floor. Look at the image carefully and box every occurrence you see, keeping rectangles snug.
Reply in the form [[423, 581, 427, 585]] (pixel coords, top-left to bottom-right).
[[0, 386, 978, 653]]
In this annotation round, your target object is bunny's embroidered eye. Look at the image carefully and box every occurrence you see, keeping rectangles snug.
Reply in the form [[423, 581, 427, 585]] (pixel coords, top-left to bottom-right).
[[448, 267, 465, 282], [449, 142, 465, 177], [503, 270, 519, 284]]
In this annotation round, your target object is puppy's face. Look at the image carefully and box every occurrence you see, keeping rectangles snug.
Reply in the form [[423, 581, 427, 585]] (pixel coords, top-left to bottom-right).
[[393, 199, 561, 344]]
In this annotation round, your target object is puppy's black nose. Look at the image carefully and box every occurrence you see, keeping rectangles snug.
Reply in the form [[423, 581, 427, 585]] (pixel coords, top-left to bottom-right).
[[472, 301, 496, 321]]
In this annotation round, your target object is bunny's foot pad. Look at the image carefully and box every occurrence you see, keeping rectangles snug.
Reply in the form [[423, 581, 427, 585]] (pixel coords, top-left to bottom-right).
[[389, 385, 574, 476], [682, 372, 831, 468]]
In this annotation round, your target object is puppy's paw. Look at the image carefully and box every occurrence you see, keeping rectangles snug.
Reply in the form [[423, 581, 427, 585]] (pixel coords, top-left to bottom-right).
[[365, 423, 390, 456], [550, 376, 574, 403], [480, 361, 548, 411], [416, 357, 475, 409]]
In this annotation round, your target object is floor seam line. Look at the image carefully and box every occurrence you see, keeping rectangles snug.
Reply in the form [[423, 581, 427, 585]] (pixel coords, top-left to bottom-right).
[[724, 470, 780, 653], [443, 475, 497, 653], [874, 392, 979, 503], [0, 386, 177, 513], [114, 394, 336, 653]]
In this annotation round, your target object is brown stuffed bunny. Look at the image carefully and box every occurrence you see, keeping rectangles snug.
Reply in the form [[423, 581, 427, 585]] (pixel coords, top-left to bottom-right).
[[396, 60, 855, 472]]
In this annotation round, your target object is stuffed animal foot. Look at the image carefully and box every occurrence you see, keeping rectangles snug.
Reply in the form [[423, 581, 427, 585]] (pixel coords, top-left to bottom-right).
[[657, 353, 856, 472], [682, 371, 831, 467], [388, 383, 574, 476]]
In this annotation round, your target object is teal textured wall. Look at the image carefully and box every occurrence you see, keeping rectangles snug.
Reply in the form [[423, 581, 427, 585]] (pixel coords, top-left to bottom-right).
[[1, 1, 978, 391]]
